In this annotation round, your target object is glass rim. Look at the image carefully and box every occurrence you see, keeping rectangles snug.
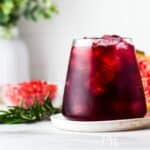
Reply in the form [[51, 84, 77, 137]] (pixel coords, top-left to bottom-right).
[[73, 37, 133, 47], [73, 36, 133, 41]]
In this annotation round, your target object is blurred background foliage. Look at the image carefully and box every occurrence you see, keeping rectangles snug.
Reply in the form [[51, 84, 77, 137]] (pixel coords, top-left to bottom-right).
[[0, 0, 57, 37]]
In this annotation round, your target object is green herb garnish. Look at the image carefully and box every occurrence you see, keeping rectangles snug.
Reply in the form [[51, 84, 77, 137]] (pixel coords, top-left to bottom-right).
[[0, 97, 60, 124]]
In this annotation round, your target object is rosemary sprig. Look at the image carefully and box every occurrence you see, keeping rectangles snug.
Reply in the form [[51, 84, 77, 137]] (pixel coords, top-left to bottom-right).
[[0, 97, 61, 124]]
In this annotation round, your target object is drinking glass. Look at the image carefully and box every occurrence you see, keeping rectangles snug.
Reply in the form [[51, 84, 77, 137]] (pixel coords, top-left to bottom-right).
[[62, 35, 147, 121]]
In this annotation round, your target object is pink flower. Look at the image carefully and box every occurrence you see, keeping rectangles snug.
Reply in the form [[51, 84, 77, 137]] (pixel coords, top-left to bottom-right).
[[1, 80, 57, 108]]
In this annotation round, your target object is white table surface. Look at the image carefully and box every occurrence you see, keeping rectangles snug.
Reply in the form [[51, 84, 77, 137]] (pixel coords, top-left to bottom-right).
[[0, 121, 150, 150]]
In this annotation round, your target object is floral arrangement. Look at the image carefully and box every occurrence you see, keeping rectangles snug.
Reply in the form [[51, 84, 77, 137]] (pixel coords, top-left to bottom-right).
[[0, 80, 60, 124], [0, 0, 57, 38]]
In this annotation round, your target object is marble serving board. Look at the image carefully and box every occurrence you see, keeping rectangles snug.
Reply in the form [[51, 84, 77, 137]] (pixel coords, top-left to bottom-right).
[[51, 113, 150, 132]]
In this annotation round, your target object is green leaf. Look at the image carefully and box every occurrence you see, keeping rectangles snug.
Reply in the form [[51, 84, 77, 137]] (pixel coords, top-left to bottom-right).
[[0, 97, 61, 124], [1, 1, 14, 15], [0, 0, 58, 30]]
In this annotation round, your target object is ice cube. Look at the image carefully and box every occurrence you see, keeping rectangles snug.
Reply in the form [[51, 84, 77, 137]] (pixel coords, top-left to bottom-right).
[[93, 35, 121, 47], [87, 73, 105, 96], [116, 41, 128, 49], [100, 65, 115, 84], [70, 50, 91, 72]]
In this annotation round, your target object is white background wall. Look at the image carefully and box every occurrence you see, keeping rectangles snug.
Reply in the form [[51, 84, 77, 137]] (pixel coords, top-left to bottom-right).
[[19, 0, 150, 86]]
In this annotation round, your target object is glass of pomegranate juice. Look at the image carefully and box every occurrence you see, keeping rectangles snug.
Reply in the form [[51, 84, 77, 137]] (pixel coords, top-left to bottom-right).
[[62, 35, 146, 121]]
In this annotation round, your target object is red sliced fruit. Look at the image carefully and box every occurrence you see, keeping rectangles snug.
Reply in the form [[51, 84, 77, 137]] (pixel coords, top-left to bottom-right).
[[1, 80, 57, 108], [136, 50, 150, 111]]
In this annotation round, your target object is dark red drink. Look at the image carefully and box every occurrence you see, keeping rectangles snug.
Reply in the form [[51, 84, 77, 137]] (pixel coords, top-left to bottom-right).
[[62, 35, 146, 121]]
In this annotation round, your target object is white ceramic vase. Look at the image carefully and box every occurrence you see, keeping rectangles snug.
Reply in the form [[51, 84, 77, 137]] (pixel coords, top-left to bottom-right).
[[0, 27, 30, 85]]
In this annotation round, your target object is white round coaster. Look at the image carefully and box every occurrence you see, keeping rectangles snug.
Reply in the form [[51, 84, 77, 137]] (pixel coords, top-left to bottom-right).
[[51, 114, 150, 132]]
